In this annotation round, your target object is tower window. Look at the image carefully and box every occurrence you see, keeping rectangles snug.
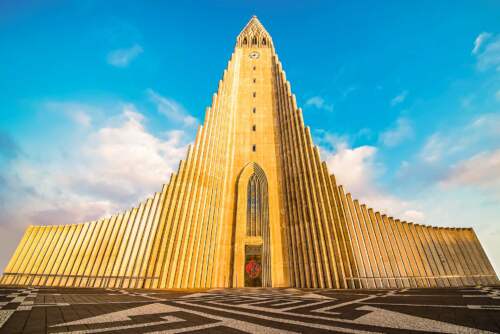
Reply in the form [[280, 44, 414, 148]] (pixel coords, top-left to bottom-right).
[[246, 171, 268, 238], [252, 144, 256, 152], [252, 36, 257, 45], [253, 66, 256, 70], [253, 107, 256, 113], [253, 92, 256, 98], [253, 78, 256, 83], [262, 38, 267, 46], [243, 37, 247, 45], [252, 125, 256, 131]]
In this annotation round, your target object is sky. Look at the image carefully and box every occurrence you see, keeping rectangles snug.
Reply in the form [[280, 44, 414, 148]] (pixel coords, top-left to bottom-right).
[[1, 0, 499, 274]]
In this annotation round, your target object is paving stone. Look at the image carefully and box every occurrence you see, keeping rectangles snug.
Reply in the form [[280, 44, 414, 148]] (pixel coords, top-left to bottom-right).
[[0, 286, 499, 333]]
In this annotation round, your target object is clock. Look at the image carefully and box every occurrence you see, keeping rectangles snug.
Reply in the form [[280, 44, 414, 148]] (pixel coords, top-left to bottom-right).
[[249, 51, 260, 59]]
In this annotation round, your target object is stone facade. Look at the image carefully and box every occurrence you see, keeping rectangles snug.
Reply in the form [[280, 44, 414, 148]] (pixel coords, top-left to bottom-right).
[[1, 17, 497, 289]]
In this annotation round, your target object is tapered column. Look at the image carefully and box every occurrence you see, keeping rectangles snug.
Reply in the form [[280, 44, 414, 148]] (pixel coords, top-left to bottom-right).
[[385, 216, 414, 287]]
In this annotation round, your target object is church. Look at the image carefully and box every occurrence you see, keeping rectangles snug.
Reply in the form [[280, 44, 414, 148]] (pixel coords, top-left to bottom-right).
[[1, 17, 497, 289]]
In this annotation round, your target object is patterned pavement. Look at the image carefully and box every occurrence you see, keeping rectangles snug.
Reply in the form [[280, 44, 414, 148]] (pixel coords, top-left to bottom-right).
[[0, 286, 499, 333]]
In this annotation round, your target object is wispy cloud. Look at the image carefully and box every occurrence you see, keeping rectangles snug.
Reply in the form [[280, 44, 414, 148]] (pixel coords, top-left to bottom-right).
[[305, 96, 334, 112], [441, 149, 500, 199], [356, 128, 373, 141], [107, 44, 143, 67], [43, 101, 94, 127], [379, 117, 414, 147], [419, 133, 446, 163], [472, 32, 492, 55], [419, 113, 500, 164], [147, 89, 197, 127], [472, 32, 500, 71], [390, 90, 408, 106], [341, 85, 358, 99]]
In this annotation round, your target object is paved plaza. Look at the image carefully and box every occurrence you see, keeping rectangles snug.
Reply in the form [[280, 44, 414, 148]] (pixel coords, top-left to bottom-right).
[[0, 286, 499, 333]]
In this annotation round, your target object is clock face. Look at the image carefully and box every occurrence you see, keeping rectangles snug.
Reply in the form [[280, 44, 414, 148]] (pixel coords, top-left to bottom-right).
[[249, 51, 260, 59]]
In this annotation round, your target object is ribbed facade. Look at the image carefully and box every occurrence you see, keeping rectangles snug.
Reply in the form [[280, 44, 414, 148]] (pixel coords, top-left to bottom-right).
[[1, 16, 497, 289]]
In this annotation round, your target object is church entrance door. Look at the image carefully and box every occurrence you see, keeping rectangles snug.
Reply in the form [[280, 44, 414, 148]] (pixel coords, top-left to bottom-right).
[[244, 245, 262, 287]]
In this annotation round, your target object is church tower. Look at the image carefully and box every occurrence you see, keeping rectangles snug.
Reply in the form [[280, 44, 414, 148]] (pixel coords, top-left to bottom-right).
[[1, 17, 497, 289]]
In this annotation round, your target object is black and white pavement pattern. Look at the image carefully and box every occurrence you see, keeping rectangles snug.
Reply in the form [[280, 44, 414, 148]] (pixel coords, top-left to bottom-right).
[[0, 286, 499, 333]]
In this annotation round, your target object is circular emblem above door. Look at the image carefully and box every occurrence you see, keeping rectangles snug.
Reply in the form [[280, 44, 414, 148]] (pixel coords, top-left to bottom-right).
[[245, 257, 262, 278], [249, 51, 260, 59]]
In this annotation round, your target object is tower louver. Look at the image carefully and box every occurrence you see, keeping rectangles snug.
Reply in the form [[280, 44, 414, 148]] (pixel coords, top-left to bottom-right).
[[1, 16, 497, 289]]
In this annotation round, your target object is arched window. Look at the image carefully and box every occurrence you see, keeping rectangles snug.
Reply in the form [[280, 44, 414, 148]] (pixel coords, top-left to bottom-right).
[[246, 172, 268, 236], [262, 38, 267, 46], [243, 37, 248, 46], [252, 36, 257, 45]]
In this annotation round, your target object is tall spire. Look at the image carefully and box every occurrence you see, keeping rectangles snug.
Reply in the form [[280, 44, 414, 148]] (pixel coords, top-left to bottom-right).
[[236, 16, 273, 48]]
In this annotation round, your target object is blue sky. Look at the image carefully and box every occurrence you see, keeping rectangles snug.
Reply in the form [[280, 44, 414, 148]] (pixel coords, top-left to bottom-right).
[[1, 1, 500, 273]]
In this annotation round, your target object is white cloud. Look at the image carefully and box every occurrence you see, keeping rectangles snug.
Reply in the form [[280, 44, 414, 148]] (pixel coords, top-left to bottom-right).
[[319, 135, 423, 222], [322, 141, 379, 196], [390, 90, 408, 106], [441, 149, 500, 199], [402, 209, 425, 221], [472, 32, 492, 55], [473, 33, 500, 71], [74, 106, 189, 204], [305, 96, 334, 112], [107, 44, 143, 67], [379, 117, 414, 147], [147, 89, 198, 127], [1, 104, 189, 228]]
